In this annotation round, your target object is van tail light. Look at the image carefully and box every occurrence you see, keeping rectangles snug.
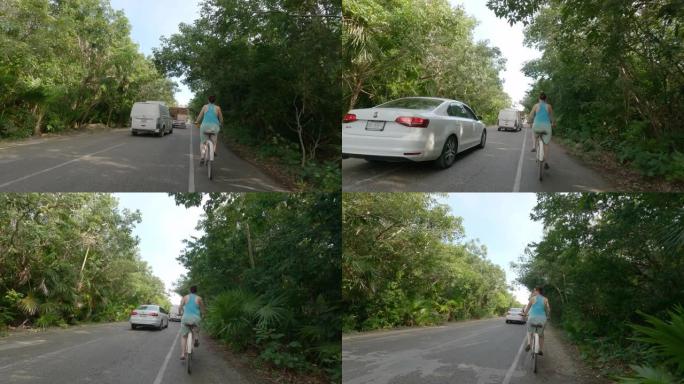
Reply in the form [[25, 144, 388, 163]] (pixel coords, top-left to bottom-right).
[[395, 116, 429, 128], [150, 312, 159, 317], [342, 113, 357, 123], [131, 311, 138, 315]]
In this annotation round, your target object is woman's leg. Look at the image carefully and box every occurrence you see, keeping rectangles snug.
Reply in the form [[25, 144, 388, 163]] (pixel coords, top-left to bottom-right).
[[180, 335, 187, 358]]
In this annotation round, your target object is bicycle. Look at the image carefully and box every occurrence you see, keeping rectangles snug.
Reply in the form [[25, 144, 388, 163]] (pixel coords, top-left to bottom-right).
[[529, 323, 543, 374], [535, 132, 546, 181], [200, 130, 217, 180], [185, 323, 199, 374]]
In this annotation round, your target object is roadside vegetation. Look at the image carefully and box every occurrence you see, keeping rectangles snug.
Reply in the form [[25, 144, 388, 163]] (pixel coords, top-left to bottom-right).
[[0, 0, 175, 139], [171, 193, 341, 383], [515, 193, 684, 382], [342, 193, 518, 332], [154, 0, 341, 190], [0, 194, 170, 334], [487, 0, 684, 184], [343, 0, 512, 124]]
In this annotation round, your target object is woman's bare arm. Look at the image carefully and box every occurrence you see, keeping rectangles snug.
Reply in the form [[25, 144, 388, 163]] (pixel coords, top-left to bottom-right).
[[548, 105, 556, 128], [528, 104, 538, 123], [216, 107, 224, 126], [194, 105, 207, 126]]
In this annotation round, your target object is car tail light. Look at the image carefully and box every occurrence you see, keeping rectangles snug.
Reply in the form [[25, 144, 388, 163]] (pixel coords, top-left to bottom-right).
[[150, 312, 159, 317], [395, 116, 429, 128], [342, 113, 357, 123], [131, 311, 138, 315]]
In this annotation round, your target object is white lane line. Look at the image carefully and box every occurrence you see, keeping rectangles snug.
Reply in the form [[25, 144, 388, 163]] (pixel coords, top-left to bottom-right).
[[153, 328, 181, 384], [0, 337, 103, 371], [0, 143, 125, 189], [188, 126, 195, 192], [512, 127, 528, 192], [502, 334, 527, 384], [348, 165, 403, 189]]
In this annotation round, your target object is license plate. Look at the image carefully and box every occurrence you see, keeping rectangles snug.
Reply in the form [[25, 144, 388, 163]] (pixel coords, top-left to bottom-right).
[[365, 121, 385, 131]]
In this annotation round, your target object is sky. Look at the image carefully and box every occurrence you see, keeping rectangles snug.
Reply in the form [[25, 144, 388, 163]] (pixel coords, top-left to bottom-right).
[[113, 193, 204, 306], [109, 0, 203, 106], [109, 0, 539, 109], [453, 0, 543, 108], [439, 193, 544, 304]]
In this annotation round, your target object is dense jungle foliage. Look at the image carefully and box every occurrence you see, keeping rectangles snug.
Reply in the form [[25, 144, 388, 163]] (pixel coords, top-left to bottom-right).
[[487, 0, 684, 182], [171, 193, 341, 382], [343, 0, 512, 123], [342, 193, 518, 331], [0, 0, 175, 139], [0, 194, 170, 331], [154, 0, 342, 190], [517, 193, 684, 382]]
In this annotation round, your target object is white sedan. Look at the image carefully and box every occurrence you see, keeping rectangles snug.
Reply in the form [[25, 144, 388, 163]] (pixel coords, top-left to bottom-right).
[[129, 304, 169, 330], [342, 97, 486, 168]]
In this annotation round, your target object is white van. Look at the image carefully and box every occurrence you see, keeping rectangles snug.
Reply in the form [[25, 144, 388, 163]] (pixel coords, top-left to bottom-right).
[[130, 102, 173, 137], [497, 109, 522, 131]]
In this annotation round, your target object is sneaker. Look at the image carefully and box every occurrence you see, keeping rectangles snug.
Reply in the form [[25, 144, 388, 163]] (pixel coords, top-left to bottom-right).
[[544, 162, 550, 170], [194, 339, 199, 348], [200, 159, 205, 166], [525, 344, 531, 352], [538, 351, 544, 356], [180, 355, 186, 360], [531, 148, 536, 152]]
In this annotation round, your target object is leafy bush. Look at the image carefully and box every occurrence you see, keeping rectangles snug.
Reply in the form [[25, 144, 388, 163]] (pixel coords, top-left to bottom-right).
[[619, 305, 684, 383]]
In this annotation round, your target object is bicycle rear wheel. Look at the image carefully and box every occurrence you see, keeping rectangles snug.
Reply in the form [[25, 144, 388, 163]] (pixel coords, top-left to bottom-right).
[[537, 138, 544, 181], [186, 331, 193, 374]]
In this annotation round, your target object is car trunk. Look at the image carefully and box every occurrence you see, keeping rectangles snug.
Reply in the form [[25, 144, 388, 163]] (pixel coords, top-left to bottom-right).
[[347, 108, 430, 138]]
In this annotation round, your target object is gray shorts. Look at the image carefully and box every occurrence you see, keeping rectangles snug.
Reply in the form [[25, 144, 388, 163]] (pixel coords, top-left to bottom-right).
[[181, 314, 201, 336], [527, 317, 547, 336]]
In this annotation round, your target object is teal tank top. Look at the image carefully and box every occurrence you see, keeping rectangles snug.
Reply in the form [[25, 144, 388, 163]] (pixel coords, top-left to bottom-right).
[[529, 294, 547, 317], [202, 103, 220, 125], [183, 293, 200, 317], [534, 101, 551, 125]]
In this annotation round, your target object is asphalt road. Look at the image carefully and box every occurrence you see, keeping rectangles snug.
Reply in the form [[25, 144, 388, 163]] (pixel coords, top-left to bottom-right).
[[343, 317, 587, 384], [342, 126, 614, 192], [0, 126, 285, 192], [0, 321, 254, 384]]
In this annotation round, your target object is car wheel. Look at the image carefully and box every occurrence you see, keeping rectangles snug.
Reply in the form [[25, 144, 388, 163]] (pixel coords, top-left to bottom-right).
[[498, 127, 501, 131], [478, 130, 486, 149], [169, 128, 173, 135], [131, 324, 137, 330], [131, 131, 137, 136], [506, 320, 509, 324], [435, 135, 458, 169]]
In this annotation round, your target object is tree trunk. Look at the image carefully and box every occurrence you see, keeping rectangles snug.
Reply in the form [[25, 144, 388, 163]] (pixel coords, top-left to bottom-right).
[[32, 104, 44, 136], [245, 223, 255, 269]]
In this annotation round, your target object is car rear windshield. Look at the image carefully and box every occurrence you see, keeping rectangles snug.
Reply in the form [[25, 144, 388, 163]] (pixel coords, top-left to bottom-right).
[[376, 98, 443, 110], [136, 305, 158, 311]]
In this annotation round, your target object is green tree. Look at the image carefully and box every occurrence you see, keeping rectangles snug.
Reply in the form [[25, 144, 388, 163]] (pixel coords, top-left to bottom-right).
[[516, 193, 684, 378], [0, 193, 170, 330], [342, 193, 516, 331], [343, 0, 512, 123], [171, 193, 341, 382], [0, 0, 175, 138], [488, 0, 684, 181], [154, 0, 341, 189]]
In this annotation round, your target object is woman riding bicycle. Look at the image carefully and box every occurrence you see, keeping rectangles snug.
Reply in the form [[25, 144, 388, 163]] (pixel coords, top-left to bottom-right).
[[194, 95, 224, 164], [523, 286, 551, 355], [528, 92, 556, 170], [179, 285, 206, 360]]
